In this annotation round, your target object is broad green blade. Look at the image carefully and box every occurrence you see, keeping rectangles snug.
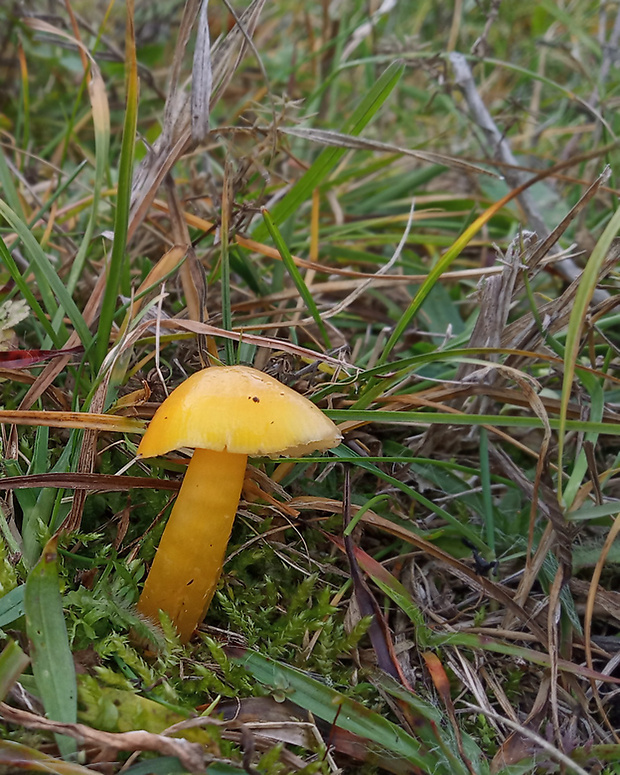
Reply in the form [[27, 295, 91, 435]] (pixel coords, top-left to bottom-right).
[[226, 648, 450, 775], [24, 537, 77, 757]]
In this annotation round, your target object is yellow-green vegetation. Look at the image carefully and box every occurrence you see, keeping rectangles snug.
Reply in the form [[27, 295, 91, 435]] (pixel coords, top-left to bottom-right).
[[0, 1, 620, 773]]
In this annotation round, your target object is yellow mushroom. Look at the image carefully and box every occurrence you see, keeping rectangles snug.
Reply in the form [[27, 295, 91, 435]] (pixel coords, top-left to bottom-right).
[[136, 365, 342, 642]]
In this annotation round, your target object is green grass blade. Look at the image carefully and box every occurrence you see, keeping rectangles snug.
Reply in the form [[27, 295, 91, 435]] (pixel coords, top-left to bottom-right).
[[563, 370, 604, 508], [557, 198, 620, 503], [340, 538, 430, 635], [93, 7, 138, 371], [479, 428, 495, 556], [0, 201, 91, 346], [22, 425, 51, 567], [124, 758, 239, 775], [221, 172, 236, 365], [261, 208, 331, 347], [26, 161, 88, 230], [326, 409, 620, 436], [24, 537, 77, 757], [0, 147, 25, 218], [374, 215, 493, 370], [65, 67, 110, 296], [330, 446, 485, 548], [227, 646, 457, 772], [343, 493, 390, 536], [251, 60, 404, 242], [0, 233, 59, 345]]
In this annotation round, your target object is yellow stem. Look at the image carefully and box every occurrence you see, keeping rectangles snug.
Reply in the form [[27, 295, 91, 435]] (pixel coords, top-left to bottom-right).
[[137, 448, 247, 642]]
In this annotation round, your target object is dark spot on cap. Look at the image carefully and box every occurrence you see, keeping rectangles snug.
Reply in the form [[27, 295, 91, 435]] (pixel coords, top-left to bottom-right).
[[252, 396, 260, 403], [187, 579, 194, 586]]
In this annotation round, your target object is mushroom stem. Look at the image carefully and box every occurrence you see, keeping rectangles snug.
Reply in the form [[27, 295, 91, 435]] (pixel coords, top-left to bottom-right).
[[137, 448, 247, 642]]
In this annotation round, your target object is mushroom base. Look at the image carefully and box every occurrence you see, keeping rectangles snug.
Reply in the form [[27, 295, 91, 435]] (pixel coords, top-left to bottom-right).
[[137, 448, 248, 642]]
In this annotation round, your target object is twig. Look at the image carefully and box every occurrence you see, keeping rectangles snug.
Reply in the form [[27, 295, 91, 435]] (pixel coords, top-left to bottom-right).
[[0, 703, 206, 775]]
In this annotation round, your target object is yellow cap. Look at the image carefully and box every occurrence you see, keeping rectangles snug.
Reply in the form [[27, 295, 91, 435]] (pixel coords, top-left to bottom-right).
[[138, 365, 342, 458]]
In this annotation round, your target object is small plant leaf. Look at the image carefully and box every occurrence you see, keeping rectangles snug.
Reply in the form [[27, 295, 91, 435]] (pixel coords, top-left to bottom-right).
[[0, 640, 29, 701], [0, 585, 25, 628], [24, 536, 77, 757], [226, 645, 463, 772]]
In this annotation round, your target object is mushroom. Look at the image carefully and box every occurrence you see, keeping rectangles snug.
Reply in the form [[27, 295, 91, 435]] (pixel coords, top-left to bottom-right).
[[136, 365, 342, 642]]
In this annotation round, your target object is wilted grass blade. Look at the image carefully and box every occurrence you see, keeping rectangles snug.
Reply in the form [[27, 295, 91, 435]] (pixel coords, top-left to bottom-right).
[[0, 409, 144, 433]]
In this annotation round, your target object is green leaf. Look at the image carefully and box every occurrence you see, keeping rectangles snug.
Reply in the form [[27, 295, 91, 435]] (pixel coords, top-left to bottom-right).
[[122, 759, 191, 775], [93, 10, 138, 371], [557, 196, 620, 502], [77, 673, 215, 744], [0, 640, 29, 701], [326, 409, 620, 436], [0, 148, 25, 219], [0, 585, 25, 628], [227, 646, 462, 772], [563, 370, 604, 508], [24, 537, 77, 757], [377, 676, 491, 774], [261, 208, 330, 347]]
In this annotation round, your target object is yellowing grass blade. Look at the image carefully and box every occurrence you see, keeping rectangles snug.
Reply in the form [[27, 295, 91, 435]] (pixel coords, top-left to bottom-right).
[[0, 410, 144, 434]]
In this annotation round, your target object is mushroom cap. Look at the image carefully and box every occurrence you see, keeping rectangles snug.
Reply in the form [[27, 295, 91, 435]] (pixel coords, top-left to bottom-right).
[[138, 365, 342, 458]]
